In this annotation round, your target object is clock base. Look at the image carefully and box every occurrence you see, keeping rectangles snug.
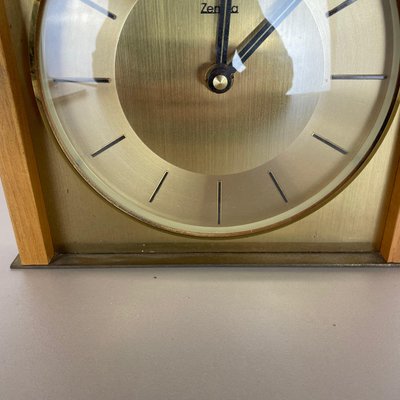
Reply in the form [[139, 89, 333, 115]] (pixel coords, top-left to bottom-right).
[[10, 252, 397, 269]]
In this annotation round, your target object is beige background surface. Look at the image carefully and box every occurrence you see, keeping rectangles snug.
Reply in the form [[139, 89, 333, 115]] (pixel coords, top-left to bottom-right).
[[2, 182, 400, 400]]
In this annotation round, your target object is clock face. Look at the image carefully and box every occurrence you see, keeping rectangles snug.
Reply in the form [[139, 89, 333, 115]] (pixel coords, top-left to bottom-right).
[[33, 0, 400, 237]]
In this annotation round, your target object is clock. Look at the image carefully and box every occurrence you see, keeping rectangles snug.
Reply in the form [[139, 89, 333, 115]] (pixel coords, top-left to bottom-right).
[[0, 0, 400, 266], [31, 0, 400, 238]]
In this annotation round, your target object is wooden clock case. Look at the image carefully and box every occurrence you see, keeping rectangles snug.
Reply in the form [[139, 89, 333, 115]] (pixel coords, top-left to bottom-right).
[[1, 0, 400, 268]]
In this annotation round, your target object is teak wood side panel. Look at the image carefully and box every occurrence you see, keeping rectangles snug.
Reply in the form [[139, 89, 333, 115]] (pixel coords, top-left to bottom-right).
[[0, 0, 54, 265], [382, 129, 400, 263]]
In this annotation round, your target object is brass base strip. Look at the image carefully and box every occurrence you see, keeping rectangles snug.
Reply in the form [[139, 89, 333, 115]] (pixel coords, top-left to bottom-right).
[[11, 252, 398, 269]]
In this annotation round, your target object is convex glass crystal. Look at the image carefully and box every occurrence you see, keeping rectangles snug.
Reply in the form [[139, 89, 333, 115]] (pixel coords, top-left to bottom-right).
[[33, 0, 400, 236]]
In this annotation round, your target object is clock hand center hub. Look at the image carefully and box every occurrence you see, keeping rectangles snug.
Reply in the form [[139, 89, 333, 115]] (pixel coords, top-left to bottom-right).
[[206, 64, 234, 94]]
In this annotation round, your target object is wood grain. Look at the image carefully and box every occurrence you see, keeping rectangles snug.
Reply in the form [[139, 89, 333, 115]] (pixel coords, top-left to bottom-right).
[[381, 112, 400, 262], [0, 0, 54, 265]]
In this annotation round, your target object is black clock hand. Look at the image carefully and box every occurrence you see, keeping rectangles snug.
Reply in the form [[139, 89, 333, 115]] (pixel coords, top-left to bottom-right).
[[228, 0, 302, 73], [206, 0, 234, 93], [216, 0, 232, 65], [206, 0, 301, 93]]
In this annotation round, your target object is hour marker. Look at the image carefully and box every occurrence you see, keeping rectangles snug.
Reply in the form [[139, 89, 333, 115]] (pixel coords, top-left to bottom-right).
[[269, 172, 288, 203], [331, 74, 387, 81], [91, 135, 126, 157], [312, 133, 348, 155], [149, 172, 169, 203], [53, 77, 111, 84], [327, 0, 358, 17], [217, 181, 222, 225], [80, 0, 117, 20]]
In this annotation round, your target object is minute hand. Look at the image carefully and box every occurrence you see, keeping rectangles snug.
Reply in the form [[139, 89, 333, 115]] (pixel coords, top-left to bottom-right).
[[216, 0, 232, 64], [229, 0, 302, 72]]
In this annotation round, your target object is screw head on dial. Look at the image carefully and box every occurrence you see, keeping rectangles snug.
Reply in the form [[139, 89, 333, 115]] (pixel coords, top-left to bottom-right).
[[213, 75, 229, 91]]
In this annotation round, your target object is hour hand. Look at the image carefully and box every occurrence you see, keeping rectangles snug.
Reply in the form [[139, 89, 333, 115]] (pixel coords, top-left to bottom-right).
[[229, 0, 302, 73]]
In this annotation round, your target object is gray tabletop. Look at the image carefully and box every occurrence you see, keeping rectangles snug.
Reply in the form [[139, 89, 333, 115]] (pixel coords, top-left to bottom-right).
[[1, 188, 400, 400]]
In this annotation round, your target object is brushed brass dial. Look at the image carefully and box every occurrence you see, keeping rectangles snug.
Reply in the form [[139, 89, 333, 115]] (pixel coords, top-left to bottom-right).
[[33, 0, 400, 237]]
